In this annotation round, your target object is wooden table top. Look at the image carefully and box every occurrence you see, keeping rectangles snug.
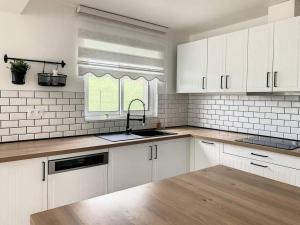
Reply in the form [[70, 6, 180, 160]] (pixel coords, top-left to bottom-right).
[[31, 166, 300, 225], [0, 126, 300, 163]]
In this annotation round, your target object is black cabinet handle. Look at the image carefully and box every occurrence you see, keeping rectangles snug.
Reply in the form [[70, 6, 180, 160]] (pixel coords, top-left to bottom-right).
[[273, 71, 278, 87], [154, 145, 158, 159], [221, 76, 224, 89], [149, 146, 153, 160], [201, 141, 214, 145], [225, 75, 229, 89], [266, 72, 270, 88], [42, 161, 46, 181], [251, 153, 269, 158], [202, 77, 206, 89], [251, 162, 268, 168]]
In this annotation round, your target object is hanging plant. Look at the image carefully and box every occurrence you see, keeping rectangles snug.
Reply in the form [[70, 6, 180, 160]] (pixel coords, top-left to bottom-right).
[[8, 60, 31, 85]]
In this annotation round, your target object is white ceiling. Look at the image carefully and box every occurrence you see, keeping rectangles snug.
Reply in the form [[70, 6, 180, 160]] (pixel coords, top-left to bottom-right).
[[65, 0, 287, 31]]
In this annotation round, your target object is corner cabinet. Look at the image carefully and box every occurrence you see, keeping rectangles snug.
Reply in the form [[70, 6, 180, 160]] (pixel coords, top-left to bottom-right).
[[207, 30, 248, 93], [108, 138, 190, 192], [192, 139, 221, 171], [177, 39, 208, 93], [0, 158, 47, 225]]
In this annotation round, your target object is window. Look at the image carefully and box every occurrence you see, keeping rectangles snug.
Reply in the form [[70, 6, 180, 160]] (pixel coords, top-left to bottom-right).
[[77, 19, 166, 120], [84, 74, 158, 120]]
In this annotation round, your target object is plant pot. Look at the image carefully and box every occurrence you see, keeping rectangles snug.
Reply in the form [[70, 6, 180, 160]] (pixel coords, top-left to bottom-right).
[[11, 70, 27, 85]]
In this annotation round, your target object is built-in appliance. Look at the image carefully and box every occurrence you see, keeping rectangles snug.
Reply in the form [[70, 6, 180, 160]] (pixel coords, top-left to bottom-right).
[[236, 136, 300, 150], [47, 151, 108, 209]]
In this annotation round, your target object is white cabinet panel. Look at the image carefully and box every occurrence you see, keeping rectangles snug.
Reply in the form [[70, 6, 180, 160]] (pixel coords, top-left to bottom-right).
[[153, 138, 189, 181], [0, 158, 47, 225], [177, 40, 207, 93], [225, 29, 248, 93], [207, 35, 226, 92], [273, 17, 300, 92], [248, 24, 274, 92], [108, 143, 153, 192], [194, 139, 220, 170], [48, 165, 108, 209]]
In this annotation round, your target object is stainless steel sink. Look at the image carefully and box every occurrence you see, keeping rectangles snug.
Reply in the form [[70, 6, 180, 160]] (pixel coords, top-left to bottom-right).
[[98, 130, 177, 142]]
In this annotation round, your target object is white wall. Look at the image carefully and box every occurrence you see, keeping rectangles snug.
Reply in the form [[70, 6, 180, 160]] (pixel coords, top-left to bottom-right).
[[0, 0, 83, 91], [0, 0, 182, 93]]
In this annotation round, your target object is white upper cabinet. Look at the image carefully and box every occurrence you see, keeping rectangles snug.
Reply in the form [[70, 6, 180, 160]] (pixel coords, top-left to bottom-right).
[[225, 29, 248, 92], [207, 35, 226, 92], [207, 30, 248, 93], [177, 16, 300, 94], [273, 17, 300, 92], [248, 24, 274, 92], [177, 39, 208, 93]]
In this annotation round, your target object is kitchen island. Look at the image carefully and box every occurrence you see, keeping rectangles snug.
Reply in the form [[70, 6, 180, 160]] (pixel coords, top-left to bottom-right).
[[31, 166, 300, 225]]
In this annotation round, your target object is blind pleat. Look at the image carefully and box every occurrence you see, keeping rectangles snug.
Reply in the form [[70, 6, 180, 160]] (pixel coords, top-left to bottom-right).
[[77, 17, 166, 81]]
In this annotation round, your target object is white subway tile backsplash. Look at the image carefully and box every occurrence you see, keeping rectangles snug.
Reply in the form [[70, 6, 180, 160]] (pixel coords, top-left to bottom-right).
[[189, 94, 300, 140]]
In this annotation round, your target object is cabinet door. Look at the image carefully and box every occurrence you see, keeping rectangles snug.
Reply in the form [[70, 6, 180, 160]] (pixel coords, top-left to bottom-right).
[[194, 139, 220, 170], [225, 29, 248, 92], [207, 35, 226, 92], [153, 138, 189, 181], [177, 39, 208, 93], [248, 24, 274, 92], [273, 17, 300, 92], [108, 143, 153, 192], [0, 158, 47, 225], [48, 165, 108, 209]]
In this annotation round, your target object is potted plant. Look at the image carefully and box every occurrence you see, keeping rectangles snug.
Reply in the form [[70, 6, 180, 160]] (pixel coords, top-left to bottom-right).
[[9, 60, 31, 85]]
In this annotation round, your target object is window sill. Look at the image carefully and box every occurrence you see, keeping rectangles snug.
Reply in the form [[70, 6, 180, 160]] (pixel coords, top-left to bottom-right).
[[85, 114, 158, 122]]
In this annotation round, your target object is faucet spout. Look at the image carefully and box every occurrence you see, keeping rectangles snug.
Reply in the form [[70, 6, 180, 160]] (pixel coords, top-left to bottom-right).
[[126, 99, 146, 134]]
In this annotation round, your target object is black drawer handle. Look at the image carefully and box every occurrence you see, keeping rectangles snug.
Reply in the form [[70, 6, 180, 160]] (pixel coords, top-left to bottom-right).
[[42, 161, 46, 181], [251, 153, 269, 158], [251, 162, 268, 168], [201, 141, 214, 145]]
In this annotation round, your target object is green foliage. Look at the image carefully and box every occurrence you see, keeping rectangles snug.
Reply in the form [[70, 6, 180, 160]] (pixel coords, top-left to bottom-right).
[[9, 60, 31, 74]]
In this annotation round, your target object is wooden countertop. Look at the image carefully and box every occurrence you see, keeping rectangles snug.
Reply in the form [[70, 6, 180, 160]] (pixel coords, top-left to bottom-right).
[[0, 127, 300, 163], [31, 165, 300, 225]]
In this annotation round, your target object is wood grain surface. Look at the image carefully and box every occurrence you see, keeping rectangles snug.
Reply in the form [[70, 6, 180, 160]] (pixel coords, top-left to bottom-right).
[[0, 127, 300, 163], [31, 166, 300, 225]]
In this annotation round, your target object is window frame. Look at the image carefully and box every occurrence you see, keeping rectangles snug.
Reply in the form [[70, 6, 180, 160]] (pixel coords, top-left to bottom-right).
[[84, 75, 158, 121]]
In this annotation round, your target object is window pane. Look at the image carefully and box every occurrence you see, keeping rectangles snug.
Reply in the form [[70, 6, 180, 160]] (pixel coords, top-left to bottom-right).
[[88, 75, 119, 112], [123, 78, 149, 111]]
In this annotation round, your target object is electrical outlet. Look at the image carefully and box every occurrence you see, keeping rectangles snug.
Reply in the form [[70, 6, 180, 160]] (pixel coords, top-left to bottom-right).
[[27, 109, 44, 119]]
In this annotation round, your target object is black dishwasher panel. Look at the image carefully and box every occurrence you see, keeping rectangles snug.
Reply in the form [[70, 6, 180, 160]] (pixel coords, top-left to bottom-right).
[[48, 152, 108, 174]]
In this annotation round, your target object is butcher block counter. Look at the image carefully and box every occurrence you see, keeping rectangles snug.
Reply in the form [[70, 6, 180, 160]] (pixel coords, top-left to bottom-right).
[[0, 126, 300, 163], [31, 166, 300, 225]]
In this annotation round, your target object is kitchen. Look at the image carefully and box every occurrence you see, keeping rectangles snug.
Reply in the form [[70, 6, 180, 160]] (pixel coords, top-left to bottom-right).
[[0, 0, 300, 225]]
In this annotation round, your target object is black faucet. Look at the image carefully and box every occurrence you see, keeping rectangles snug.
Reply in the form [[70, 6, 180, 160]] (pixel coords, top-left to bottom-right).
[[126, 99, 146, 134]]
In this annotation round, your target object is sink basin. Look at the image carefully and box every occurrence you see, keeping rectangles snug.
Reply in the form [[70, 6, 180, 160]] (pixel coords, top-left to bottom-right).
[[132, 130, 177, 137], [98, 130, 177, 142]]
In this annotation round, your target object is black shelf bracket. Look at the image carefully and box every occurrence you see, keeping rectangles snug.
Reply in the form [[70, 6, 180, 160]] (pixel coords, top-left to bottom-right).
[[4, 54, 66, 68]]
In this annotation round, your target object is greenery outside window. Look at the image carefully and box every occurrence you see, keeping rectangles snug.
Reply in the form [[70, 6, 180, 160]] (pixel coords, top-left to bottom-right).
[[84, 74, 158, 120]]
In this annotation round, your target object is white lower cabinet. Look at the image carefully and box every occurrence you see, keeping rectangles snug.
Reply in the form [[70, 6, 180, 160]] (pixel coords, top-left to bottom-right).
[[221, 144, 300, 187], [193, 139, 221, 171], [108, 138, 189, 192], [153, 138, 190, 181], [0, 158, 47, 225], [108, 143, 153, 192]]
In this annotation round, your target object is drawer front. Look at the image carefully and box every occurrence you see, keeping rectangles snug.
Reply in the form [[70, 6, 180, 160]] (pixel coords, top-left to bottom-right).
[[223, 144, 300, 170], [221, 152, 300, 187]]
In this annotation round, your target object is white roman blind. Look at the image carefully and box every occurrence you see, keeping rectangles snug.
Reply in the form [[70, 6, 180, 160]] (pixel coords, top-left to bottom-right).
[[77, 16, 167, 81]]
